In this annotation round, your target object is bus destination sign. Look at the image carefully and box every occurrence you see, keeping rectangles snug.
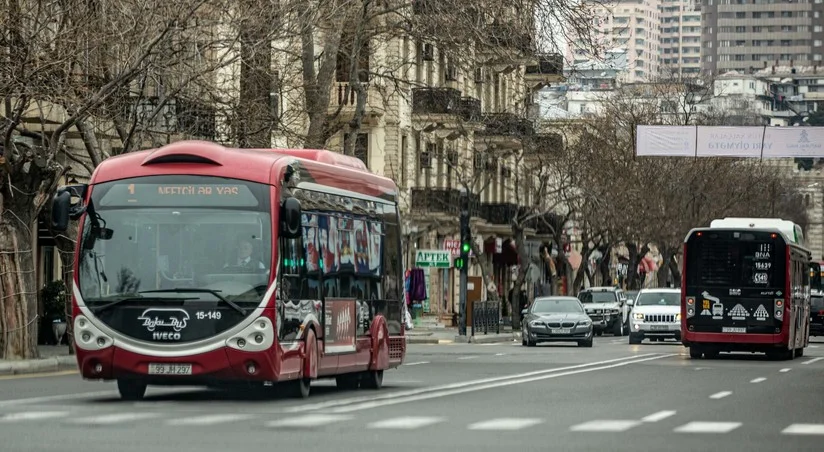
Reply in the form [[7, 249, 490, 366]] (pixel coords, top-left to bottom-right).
[[99, 182, 259, 207]]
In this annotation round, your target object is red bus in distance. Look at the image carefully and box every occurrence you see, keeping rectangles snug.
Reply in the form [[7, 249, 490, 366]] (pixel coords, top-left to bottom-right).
[[51, 140, 406, 400]]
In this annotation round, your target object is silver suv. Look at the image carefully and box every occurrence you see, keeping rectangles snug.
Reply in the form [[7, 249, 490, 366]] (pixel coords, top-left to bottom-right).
[[628, 288, 682, 344]]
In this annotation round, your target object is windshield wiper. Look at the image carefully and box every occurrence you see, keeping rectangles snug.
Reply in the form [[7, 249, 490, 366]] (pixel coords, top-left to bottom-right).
[[90, 296, 196, 315], [139, 288, 247, 316]]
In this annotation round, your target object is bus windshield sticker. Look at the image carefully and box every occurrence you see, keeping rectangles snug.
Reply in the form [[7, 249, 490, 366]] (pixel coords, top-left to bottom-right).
[[753, 272, 769, 285], [754, 304, 769, 321], [729, 288, 741, 296], [702, 291, 725, 320], [729, 304, 749, 321]]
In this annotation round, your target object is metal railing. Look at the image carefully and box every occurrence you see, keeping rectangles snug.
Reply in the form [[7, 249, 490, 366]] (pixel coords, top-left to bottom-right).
[[471, 300, 501, 336]]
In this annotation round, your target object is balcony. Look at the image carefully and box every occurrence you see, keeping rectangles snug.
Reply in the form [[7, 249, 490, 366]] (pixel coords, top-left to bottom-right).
[[478, 113, 534, 138], [412, 88, 462, 115], [486, 23, 533, 55], [480, 203, 519, 225], [526, 133, 564, 159], [525, 54, 565, 86], [459, 97, 482, 122], [410, 188, 481, 216], [328, 81, 383, 126]]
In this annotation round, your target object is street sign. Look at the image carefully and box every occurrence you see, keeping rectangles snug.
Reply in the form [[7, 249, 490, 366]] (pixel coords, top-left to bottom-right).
[[415, 250, 451, 268]]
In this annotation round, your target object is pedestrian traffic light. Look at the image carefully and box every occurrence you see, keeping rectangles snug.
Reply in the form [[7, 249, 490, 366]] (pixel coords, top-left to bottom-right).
[[454, 256, 465, 269]]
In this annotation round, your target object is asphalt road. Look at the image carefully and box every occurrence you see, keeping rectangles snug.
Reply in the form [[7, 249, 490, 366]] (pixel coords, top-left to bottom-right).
[[2, 335, 824, 452]]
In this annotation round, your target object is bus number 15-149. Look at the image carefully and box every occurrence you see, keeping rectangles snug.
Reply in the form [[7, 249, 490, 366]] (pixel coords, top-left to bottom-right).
[[196, 311, 222, 320]]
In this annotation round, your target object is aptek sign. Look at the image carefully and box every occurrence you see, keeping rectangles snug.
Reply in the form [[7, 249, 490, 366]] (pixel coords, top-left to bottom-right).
[[415, 250, 451, 268]]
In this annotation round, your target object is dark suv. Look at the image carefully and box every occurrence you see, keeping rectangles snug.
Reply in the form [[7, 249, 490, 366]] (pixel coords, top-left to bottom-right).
[[812, 293, 824, 337], [577, 287, 629, 336]]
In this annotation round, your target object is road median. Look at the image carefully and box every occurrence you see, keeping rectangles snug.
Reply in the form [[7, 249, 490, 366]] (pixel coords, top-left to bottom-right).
[[0, 356, 77, 376]]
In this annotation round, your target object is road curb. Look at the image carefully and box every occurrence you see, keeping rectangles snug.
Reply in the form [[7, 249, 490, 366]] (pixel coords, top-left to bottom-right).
[[405, 336, 441, 345], [0, 356, 77, 376]]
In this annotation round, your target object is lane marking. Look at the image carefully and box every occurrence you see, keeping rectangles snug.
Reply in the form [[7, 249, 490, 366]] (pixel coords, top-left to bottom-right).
[[0, 386, 200, 407], [457, 356, 477, 360], [327, 354, 676, 413], [495, 353, 505, 356], [68, 412, 155, 425], [287, 353, 666, 414], [0, 411, 69, 422], [802, 357, 824, 365], [468, 418, 543, 431], [782, 424, 824, 435], [779, 368, 791, 373], [809, 345, 819, 349], [709, 391, 732, 399], [367, 416, 443, 429], [266, 414, 352, 428], [167, 414, 253, 426], [641, 411, 677, 423], [388, 380, 423, 384], [0, 370, 77, 381], [750, 377, 767, 383], [674, 422, 741, 433], [403, 361, 429, 366], [570, 420, 642, 432]]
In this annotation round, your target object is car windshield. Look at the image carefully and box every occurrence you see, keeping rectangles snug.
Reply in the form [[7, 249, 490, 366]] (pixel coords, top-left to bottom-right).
[[812, 296, 824, 310], [531, 298, 584, 314], [578, 291, 617, 303], [635, 292, 680, 306]]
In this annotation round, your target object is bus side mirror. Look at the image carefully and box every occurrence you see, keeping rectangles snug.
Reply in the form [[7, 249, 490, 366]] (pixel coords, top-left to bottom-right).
[[51, 190, 71, 232], [280, 197, 302, 239]]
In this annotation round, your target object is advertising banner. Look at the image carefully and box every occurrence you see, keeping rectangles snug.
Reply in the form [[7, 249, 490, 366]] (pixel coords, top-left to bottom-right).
[[636, 125, 824, 158], [324, 298, 357, 354]]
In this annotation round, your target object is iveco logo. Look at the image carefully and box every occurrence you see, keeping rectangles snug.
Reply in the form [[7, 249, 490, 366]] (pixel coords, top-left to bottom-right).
[[137, 308, 190, 332]]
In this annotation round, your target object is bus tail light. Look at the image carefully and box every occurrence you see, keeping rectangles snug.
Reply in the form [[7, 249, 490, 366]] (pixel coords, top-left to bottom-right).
[[686, 297, 695, 319], [774, 299, 784, 320]]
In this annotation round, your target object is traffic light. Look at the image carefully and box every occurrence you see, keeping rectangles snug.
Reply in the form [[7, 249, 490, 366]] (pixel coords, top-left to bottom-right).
[[454, 256, 466, 269], [459, 191, 471, 265]]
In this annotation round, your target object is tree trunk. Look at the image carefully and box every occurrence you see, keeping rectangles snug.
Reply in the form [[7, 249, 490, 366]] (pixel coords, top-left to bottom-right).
[[0, 220, 39, 359], [599, 245, 612, 287], [54, 225, 77, 355], [668, 251, 682, 288], [657, 248, 672, 288], [510, 225, 530, 330], [470, 242, 499, 302], [237, 8, 275, 148]]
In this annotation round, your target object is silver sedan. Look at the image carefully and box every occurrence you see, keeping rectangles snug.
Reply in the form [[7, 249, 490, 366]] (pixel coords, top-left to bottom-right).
[[521, 296, 594, 347]]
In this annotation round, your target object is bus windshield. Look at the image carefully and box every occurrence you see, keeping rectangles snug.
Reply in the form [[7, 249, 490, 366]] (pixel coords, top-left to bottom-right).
[[77, 175, 272, 309], [686, 232, 785, 289]]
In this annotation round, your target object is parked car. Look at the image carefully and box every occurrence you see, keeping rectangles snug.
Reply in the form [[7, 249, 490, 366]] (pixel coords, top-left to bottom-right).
[[521, 296, 594, 348], [577, 286, 629, 336], [628, 288, 682, 344]]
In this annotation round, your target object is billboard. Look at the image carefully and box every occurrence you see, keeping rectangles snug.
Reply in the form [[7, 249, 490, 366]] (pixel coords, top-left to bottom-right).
[[323, 298, 357, 354], [636, 125, 824, 158]]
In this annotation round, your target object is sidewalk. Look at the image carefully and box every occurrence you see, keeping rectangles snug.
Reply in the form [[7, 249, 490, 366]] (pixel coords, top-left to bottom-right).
[[406, 326, 521, 345], [0, 345, 76, 376]]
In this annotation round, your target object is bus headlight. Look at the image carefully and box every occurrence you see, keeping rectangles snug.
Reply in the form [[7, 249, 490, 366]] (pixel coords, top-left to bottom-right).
[[227, 316, 275, 352], [74, 315, 113, 351]]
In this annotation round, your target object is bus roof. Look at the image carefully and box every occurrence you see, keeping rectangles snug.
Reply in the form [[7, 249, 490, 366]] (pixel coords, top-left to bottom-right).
[[87, 141, 398, 202], [708, 217, 804, 246]]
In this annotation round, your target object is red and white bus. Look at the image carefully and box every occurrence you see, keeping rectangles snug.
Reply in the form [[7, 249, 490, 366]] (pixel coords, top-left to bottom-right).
[[51, 141, 406, 400], [681, 217, 812, 360]]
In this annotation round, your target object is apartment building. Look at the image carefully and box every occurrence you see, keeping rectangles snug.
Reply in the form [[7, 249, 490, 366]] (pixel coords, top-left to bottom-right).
[[660, 0, 703, 77], [259, 3, 565, 323], [567, 0, 662, 82], [700, 0, 824, 75]]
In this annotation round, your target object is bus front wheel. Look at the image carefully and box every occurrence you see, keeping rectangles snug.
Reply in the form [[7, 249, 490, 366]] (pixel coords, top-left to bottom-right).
[[361, 370, 383, 390], [117, 379, 147, 401]]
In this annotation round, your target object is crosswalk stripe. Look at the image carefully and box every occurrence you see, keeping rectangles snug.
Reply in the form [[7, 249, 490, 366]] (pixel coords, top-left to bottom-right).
[[68, 412, 156, 425], [570, 420, 641, 432], [782, 424, 824, 435], [167, 414, 253, 426], [674, 422, 741, 433], [266, 414, 353, 428], [368, 416, 443, 429], [0, 411, 69, 422], [468, 418, 543, 431]]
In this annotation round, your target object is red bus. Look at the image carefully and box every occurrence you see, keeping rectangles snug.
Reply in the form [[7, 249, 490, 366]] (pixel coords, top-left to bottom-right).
[[51, 141, 407, 400], [681, 218, 812, 360]]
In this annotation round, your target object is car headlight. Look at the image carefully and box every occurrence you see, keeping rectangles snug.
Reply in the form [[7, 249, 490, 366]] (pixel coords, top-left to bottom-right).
[[577, 319, 592, 326], [610, 308, 620, 315], [675, 313, 681, 321], [529, 321, 542, 327], [634, 312, 644, 320]]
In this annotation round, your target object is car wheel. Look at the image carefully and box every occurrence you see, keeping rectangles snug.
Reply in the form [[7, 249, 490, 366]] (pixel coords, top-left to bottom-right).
[[628, 333, 642, 344], [578, 337, 593, 348]]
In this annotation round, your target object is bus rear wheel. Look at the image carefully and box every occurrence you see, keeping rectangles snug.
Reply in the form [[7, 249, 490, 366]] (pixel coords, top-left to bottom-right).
[[117, 379, 147, 401]]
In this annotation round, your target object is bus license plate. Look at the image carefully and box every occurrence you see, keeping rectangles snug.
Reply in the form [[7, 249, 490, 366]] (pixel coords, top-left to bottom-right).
[[551, 328, 571, 334], [148, 363, 192, 375], [722, 327, 746, 333]]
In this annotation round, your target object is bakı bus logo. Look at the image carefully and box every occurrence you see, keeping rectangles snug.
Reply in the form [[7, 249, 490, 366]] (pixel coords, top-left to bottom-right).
[[138, 308, 190, 341], [336, 307, 353, 342]]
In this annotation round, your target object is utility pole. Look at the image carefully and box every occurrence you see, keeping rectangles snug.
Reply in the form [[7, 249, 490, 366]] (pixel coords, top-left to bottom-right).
[[457, 188, 470, 336]]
